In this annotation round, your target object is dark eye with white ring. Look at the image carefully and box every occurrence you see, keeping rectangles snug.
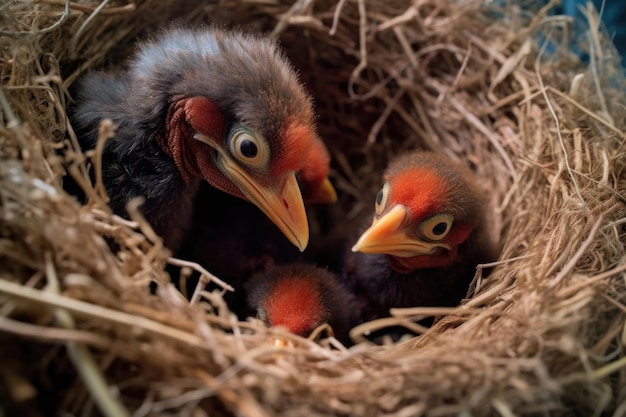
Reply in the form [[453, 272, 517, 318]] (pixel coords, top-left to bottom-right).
[[419, 213, 454, 241], [229, 127, 269, 167], [375, 182, 390, 215]]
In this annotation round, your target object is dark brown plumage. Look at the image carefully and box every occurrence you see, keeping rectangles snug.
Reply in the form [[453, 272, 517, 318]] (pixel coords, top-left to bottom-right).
[[344, 151, 495, 325], [69, 26, 335, 253]]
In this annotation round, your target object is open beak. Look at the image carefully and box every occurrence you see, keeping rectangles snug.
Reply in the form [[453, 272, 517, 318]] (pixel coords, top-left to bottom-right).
[[304, 177, 338, 204], [351, 205, 449, 257]]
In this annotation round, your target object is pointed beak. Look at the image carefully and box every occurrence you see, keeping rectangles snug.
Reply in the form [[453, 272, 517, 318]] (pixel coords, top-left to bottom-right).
[[223, 163, 309, 251], [351, 205, 449, 257], [269, 173, 309, 251], [193, 132, 309, 251], [304, 177, 338, 204]]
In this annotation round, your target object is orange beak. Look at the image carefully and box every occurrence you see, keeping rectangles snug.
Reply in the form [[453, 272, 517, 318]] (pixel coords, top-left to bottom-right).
[[224, 167, 309, 252], [194, 133, 309, 251], [351, 205, 450, 257]]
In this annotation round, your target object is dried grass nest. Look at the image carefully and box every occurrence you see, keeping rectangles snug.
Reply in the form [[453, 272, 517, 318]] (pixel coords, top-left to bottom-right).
[[1, 0, 626, 415]]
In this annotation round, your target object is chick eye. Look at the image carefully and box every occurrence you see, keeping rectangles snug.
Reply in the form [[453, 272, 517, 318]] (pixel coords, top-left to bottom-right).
[[375, 182, 390, 215], [419, 213, 454, 241], [229, 127, 269, 167]]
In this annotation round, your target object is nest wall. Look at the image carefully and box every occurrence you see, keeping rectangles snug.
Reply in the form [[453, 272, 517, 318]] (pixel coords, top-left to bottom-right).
[[1, 0, 625, 416]]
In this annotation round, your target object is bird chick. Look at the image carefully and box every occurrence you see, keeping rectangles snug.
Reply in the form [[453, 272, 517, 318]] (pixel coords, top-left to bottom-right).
[[345, 151, 494, 324], [69, 26, 335, 252], [246, 264, 356, 344]]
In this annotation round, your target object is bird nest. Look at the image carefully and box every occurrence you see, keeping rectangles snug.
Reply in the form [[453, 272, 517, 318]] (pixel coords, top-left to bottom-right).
[[1, 0, 626, 415]]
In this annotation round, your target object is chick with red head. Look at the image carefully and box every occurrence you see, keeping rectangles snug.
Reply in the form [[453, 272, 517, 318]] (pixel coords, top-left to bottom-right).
[[70, 26, 335, 252], [345, 151, 494, 324], [246, 264, 356, 344]]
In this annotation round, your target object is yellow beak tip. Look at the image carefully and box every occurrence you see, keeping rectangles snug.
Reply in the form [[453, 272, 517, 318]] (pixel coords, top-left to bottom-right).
[[351, 239, 367, 253], [322, 181, 338, 204], [291, 229, 308, 252]]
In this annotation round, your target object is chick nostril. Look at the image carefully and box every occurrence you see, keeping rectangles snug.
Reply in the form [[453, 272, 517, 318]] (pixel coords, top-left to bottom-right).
[[283, 198, 289, 210]]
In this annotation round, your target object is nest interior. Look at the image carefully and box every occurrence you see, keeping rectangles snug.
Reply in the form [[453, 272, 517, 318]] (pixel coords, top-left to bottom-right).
[[1, 0, 626, 416]]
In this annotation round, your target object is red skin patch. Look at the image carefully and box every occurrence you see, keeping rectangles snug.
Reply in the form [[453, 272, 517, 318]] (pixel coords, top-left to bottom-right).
[[159, 96, 247, 198], [299, 138, 330, 193], [184, 97, 224, 139], [159, 96, 224, 185], [388, 167, 449, 218], [264, 277, 324, 336], [271, 122, 317, 176]]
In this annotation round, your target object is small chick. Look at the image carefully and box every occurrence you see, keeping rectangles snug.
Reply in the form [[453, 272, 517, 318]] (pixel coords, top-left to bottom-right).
[[246, 264, 356, 344], [345, 151, 495, 324]]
